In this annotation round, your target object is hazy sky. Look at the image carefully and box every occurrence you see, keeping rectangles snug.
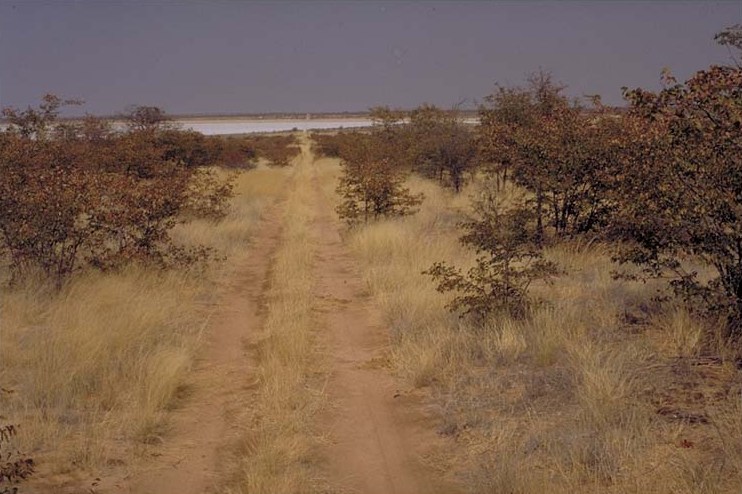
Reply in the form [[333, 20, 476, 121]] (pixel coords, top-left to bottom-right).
[[1, 1, 740, 115]]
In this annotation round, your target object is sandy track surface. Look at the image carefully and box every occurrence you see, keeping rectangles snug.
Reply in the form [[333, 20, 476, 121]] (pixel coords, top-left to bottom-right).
[[98, 202, 286, 494], [98, 138, 454, 493], [310, 169, 455, 494]]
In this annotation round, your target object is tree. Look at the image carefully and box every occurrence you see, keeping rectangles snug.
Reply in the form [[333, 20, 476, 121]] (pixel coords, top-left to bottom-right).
[[478, 86, 534, 189], [0, 96, 233, 285], [407, 104, 478, 192], [479, 71, 626, 242], [336, 136, 423, 225], [122, 105, 171, 132], [715, 23, 742, 65], [1, 93, 81, 140], [369, 105, 407, 134], [615, 62, 742, 332], [479, 73, 569, 242]]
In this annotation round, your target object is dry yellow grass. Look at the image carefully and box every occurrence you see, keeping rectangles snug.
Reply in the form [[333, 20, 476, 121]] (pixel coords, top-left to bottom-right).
[[172, 165, 292, 261], [0, 165, 289, 480], [224, 145, 328, 494], [346, 173, 742, 493], [1, 269, 203, 471]]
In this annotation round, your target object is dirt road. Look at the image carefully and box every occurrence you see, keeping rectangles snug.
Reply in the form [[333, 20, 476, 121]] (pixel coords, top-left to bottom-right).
[[309, 156, 455, 494], [103, 138, 454, 493], [98, 196, 286, 494]]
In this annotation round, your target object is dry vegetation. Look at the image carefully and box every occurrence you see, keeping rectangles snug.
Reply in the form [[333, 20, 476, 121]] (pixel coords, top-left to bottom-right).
[[223, 144, 329, 494], [0, 98, 294, 490], [346, 176, 742, 493], [319, 29, 742, 492], [3, 23, 742, 494]]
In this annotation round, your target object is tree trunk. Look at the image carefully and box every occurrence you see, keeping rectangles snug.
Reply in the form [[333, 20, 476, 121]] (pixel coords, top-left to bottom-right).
[[535, 187, 544, 247]]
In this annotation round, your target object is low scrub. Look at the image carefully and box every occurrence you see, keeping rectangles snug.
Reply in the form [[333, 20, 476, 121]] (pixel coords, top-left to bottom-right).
[[426, 187, 558, 320], [0, 96, 291, 488], [348, 175, 742, 494], [246, 134, 301, 167], [614, 65, 742, 335], [335, 135, 423, 225], [0, 97, 235, 284]]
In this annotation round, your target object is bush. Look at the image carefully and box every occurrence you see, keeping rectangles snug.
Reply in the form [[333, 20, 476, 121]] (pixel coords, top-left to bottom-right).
[[406, 104, 479, 192], [247, 134, 300, 167], [614, 65, 742, 333], [183, 168, 235, 221], [335, 136, 423, 225], [426, 190, 558, 321], [478, 72, 627, 241], [310, 131, 362, 158], [0, 97, 234, 285], [211, 136, 258, 169]]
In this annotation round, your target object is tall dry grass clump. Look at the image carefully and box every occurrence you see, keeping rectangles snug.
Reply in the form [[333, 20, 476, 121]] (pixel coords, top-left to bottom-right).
[[347, 174, 742, 493], [225, 145, 327, 494], [0, 164, 289, 481]]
